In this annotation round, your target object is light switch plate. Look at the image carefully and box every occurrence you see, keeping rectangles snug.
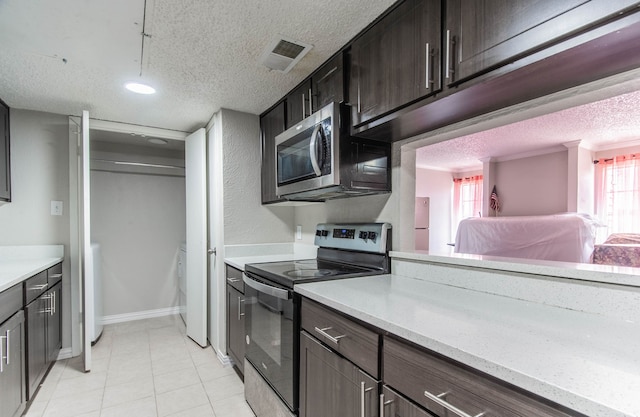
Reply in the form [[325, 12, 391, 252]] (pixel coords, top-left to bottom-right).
[[296, 225, 302, 240], [51, 200, 63, 216]]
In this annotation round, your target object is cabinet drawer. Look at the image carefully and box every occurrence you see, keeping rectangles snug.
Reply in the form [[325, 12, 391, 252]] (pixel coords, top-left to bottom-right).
[[0, 283, 23, 325], [384, 336, 580, 417], [23, 271, 48, 305], [225, 264, 244, 293], [47, 263, 62, 286], [301, 298, 379, 378]]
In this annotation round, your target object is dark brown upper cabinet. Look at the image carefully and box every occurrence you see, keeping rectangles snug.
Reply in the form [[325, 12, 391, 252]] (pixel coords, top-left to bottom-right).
[[312, 53, 344, 113], [286, 53, 345, 129], [260, 101, 286, 204], [286, 80, 313, 128], [350, 0, 442, 128], [445, 0, 640, 85], [0, 99, 11, 202]]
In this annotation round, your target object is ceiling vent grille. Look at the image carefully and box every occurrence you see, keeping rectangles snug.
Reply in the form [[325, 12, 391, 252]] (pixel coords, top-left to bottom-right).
[[260, 36, 313, 73]]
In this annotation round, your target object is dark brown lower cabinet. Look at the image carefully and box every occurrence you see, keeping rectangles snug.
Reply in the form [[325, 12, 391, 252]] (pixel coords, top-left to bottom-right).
[[380, 385, 432, 417], [299, 330, 378, 417], [0, 311, 26, 417], [25, 294, 48, 400], [226, 265, 245, 375]]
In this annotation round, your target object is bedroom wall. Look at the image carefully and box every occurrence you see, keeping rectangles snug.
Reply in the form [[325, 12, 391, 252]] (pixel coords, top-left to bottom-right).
[[494, 150, 568, 216], [416, 168, 453, 253]]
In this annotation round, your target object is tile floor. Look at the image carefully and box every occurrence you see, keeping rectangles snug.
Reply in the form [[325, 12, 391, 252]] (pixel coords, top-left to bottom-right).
[[24, 315, 256, 417]]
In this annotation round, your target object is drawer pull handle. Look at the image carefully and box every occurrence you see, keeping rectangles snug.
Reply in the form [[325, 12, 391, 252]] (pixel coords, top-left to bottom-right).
[[379, 393, 394, 417], [227, 277, 241, 283], [30, 283, 49, 291], [314, 326, 346, 344], [49, 273, 63, 278], [424, 390, 486, 417]]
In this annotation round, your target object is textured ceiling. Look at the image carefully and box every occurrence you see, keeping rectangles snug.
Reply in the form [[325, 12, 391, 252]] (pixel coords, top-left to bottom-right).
[[416, 88, 640, 172], [0, 0, 396, 132]]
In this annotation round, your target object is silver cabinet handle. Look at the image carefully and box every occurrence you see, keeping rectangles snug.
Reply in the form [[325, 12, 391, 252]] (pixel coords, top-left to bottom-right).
[[425, 43, 430, 89], [0, 329, 9, 371], [227, 277, 241, 284], [360, 381, 374, 417], [308, 124, 322, 176], [379, 393, 393, 417], [445, 29, 451, 80], [30, 283, 48, 291], [424, 390, 486, 417], [313, 326, 346, 345], [237, 296, 245, 321], [52, 290, 56, 315], [308, 87, 313, 115], [4, 330, 8, 365], [41, 293, 53, 314], [49, 273, 63, 279], [301, 93, 306, 119]]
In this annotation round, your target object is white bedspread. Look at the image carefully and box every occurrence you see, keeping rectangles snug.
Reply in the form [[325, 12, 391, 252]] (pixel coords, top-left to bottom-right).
[[454, 214, 597, 263]]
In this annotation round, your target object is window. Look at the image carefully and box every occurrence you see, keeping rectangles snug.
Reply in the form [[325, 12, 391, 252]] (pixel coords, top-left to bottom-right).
[[452, 175, 483, 237], [594, 154, 640, 241]]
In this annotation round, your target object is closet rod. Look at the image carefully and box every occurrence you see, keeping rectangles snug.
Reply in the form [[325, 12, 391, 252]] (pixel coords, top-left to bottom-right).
[[92, 159, 184, 170]]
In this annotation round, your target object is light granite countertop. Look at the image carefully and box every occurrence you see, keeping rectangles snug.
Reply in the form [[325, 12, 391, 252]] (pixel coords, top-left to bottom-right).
[[295, 274, 640, 417], [0, 257, 63, 292]]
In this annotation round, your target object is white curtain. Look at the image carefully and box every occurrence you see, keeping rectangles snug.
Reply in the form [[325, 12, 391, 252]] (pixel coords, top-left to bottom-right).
[[595, 154, 640, 241], [452, 175, 483, 238]]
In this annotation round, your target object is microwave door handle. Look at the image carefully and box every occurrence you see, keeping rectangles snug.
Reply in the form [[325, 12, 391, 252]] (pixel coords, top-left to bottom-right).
[[309, 124, 322, 176], [243, 274, 291, 300]]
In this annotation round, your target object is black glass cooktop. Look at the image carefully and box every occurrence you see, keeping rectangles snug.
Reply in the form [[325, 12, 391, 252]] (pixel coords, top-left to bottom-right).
[[244, 259, 379, 289]]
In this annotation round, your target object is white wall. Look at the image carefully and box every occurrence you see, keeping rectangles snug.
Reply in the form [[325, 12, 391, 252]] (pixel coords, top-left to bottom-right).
[[294, 143, 413, 251], [494, 151, 568, 216], [220, 109, 295, 244], [416, 168, 453, 253], [90, 170, 186, 316], [0, 109, 71, 347]]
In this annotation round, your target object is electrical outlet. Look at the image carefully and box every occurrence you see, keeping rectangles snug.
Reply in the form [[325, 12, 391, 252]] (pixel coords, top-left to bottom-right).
[[51, 200, 63, 216]]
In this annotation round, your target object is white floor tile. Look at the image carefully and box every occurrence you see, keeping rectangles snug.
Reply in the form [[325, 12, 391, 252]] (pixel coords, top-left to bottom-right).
[[27, 315, 255, 417], [100, 396, 158, 417], [156, 383, 209, 417]]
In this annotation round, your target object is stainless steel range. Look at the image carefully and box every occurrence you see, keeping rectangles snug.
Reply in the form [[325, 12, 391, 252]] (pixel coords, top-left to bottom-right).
[[242, 223, 391, 417]]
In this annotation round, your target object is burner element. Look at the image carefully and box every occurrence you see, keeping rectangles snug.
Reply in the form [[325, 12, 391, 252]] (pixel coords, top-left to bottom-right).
[[284, 269, 335, 278]]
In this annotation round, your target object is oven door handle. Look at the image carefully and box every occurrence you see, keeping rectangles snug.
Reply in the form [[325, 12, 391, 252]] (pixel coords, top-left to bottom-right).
[[243, 273, 291, 300]]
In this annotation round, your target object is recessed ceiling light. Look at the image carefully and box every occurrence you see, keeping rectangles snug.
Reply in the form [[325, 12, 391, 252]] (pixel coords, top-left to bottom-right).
[[125, 82, 156, 94], [148, 138, 168, 145]]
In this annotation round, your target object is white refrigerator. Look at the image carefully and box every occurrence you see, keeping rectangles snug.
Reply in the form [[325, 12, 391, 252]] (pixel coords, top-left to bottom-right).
[[415, 197, 430, 251]]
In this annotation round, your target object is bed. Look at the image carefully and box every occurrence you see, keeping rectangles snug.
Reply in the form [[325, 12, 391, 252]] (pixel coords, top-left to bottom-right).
[[454, 213, 598, 263], [592, 233, 640, 268]]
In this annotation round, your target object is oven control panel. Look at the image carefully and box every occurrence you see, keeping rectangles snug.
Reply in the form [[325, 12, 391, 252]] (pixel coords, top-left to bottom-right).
[[314, 223, 391, 253]]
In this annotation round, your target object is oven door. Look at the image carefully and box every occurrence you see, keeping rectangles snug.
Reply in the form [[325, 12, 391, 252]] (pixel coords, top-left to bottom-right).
[[275, 102, 338, 197], [243, 272, 295, 410]]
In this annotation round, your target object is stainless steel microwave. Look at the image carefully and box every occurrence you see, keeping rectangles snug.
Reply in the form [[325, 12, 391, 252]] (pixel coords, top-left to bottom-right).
[[275, 102, 391, 201]]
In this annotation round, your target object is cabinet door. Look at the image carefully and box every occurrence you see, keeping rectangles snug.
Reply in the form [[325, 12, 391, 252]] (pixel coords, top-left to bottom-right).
[[226, 285, 245, 374], [0, 100, 9, 202], [46, 282, 62, 363], [299, 331, 378, 417], [286, 80, 313, 128], [312, 54, 344, 112], [351, 0, 440, 127], [381, 385, 432, 417], [0, 311, 26, 417], [25, 297, 48, 400], [445, 0, 639, 84], [260, 101, 286, 204]]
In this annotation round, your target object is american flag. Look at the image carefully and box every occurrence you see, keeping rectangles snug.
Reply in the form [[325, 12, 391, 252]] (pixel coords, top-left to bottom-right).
[[490, 185, 500, 212]]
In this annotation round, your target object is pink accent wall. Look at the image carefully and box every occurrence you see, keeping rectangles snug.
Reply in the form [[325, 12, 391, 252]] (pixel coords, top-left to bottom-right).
[[494, 151, 568, 216]]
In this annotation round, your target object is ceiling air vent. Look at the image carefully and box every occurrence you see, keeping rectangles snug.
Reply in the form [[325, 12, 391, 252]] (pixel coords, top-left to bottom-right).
[[260, 36, 313, 73]]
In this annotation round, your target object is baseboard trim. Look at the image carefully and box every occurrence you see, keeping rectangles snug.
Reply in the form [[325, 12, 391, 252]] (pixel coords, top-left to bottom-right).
[[57, 347, 73, 360], [217, 351, 233, 367], [101, 306, 181, 325]]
